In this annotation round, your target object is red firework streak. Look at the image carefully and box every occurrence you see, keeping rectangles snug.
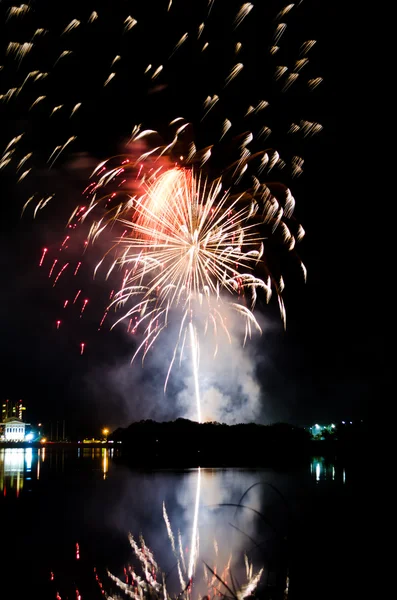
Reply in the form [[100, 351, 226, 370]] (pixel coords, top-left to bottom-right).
[[56, 320, 61, 329], [76, 543, 80, 560], [80, 343, 85, 355], [39, 247, 48, 266], [48, 259, 58, 278], [60, 235, 70, 250], [98, 311, 108, 331], [74, 261, 82, 276], [80, 299, 89, 317], [73, 290, 82, 304], [53, 263, 69, 287], [63, 300, 69, 308]]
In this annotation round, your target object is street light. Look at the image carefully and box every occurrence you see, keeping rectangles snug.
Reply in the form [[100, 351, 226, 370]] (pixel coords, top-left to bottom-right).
[[102, 428, 109, 441]]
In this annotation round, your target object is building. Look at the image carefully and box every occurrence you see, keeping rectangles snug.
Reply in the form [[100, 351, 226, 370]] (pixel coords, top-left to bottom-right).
[[3, 418, 26, 442], [2, 399, 26, 421]]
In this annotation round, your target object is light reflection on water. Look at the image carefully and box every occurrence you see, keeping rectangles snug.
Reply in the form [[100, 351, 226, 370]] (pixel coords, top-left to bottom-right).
[[310, 456, 347, 484], [0, 447, 350, 597], [0, 446, 114, 497]]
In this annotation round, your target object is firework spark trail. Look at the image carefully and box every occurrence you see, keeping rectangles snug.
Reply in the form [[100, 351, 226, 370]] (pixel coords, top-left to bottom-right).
[[187, 467, 201, 580], [39, 247, 48, 266], [1, 0, 315, 411], [53, 262, 69, 287], [189, 323, 201, 424], [101, 166, 268, 385]]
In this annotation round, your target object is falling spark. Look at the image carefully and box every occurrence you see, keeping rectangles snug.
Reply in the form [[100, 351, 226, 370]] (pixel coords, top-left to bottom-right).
[[170, 33, 188, 58], [17, 153, 32, 171], [220, 118, 232, 140], [235, 42, 242, 54], [73, 290, 81, 304], [98, 311, 108, 330], [7, 4, 31, 20], [124, 16, 138, 32], [54, 50, 73, 66], [291, 155, 304, 177], [70, 103, 82, 117], [39, 248, 48, 266], [17, 168, 31, 183], [308, 77, 323, 90], [0, 88, 17, 102], [294, 58, 309, 72], [48, 259, 58, 278], [274, 23, 287, 44], [282, 73, 298, 91], [201, 42, 209, 51], [224, 63, 244, 86], [275, 66, 288, 79], [56, 320, 61, 329], [63, 300, 69, 308], [50, 105, 63, 117], [202, 95, 219, 120], [88, 11, 98, 23], [104, 73, 115, 86], [276, 4, 295, 19], [300, 40, 316, 55], [6, 41, 33, 64], [48, 137, 76, 168], [151, 65, 163, 79], [234, 3, 254, 29], [74, 262, 82, 276], [80, 299, 89, 317], [62, 19, 80, 35], [80, 343, 85, 355], [198, 23, 205, 38], [111, 55, 121, 67], [32, 28, 48, 40], [53, 263, 69, 287]]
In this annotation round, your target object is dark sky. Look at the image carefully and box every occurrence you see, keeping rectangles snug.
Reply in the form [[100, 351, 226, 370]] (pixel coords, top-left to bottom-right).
[[0, 1, 375, 436]]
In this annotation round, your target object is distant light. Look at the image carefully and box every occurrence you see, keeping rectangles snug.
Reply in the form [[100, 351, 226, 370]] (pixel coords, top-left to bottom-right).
[[41, 437, 47, 443], [315, 424, 320, 429], [38, 423, 42, 427], [350, 421, 352, 424], [25, 433, 34, 441], [331, 424, 335, 428], [342, 421, 345, 424]]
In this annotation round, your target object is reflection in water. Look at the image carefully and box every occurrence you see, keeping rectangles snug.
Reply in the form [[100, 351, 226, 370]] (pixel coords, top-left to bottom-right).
[[188, 466, 201, 579], [0, 448, 350, 598], [310, 457, 346, 484], [109, 466, 272, 597], [0, 446, 116, 497], [0, 448, 27, 496], [102, 448, 108, 479]]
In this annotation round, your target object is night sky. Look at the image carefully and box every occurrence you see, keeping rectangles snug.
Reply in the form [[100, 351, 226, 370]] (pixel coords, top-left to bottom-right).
[[0, 1, 374, 436]]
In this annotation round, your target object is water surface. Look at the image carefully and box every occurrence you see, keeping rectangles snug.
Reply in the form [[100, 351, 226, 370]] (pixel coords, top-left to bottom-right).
[[0, 447, 353, 599]]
